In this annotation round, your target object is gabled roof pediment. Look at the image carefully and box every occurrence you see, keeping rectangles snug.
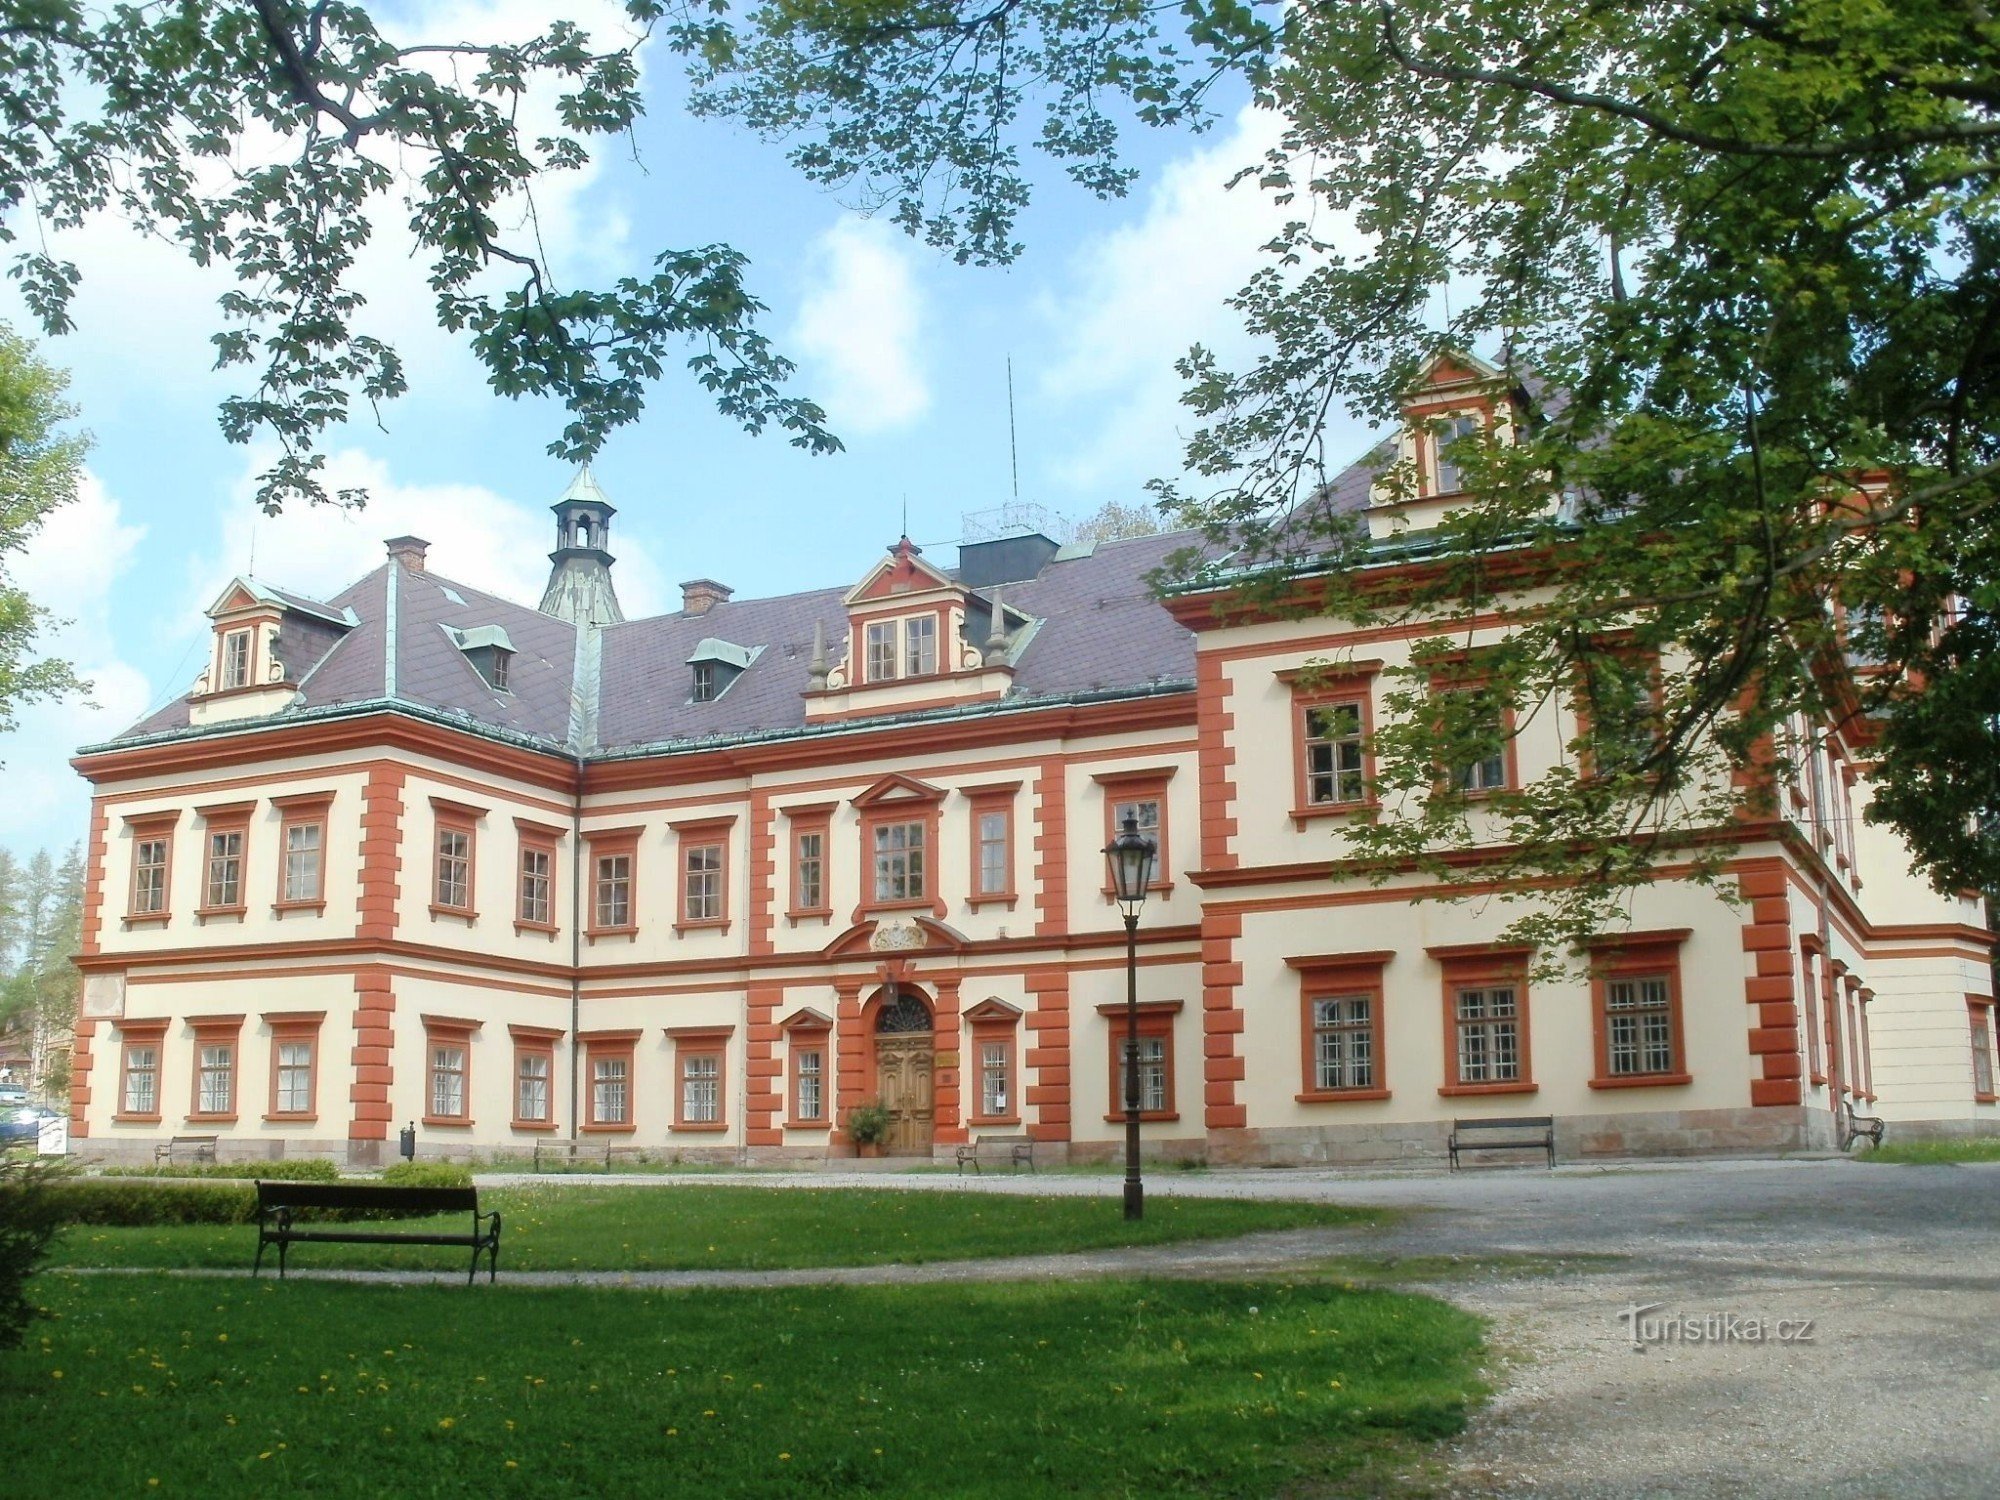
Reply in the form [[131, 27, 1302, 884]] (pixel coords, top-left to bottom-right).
[[820, 914, 970, 959], [851, 771, 947, 808], [844, 537, 961, 606], [963, 997, 1023, 1024], [779, 1005, 834, 1031], [205, 576, 355, 629]]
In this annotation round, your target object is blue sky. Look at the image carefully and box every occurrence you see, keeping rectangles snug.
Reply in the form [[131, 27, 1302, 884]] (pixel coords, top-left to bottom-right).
[[0, 0, 1378, 856]]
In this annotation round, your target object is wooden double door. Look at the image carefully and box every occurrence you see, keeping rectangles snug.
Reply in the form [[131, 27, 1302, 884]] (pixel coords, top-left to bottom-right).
[[875, 1035, 935, 1155]]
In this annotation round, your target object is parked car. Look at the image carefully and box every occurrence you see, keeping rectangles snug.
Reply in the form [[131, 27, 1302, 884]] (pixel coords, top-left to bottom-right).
[[0, 1105, 58, 1146], [0, 1085, 28, 1107]]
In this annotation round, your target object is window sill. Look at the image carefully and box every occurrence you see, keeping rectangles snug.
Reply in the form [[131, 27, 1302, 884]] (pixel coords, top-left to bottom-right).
[[113, 1112, 163, 1125], [786, 1119, 832, 1132], [1295, 1088, 1392, 1104], [122, 912, 171, 928], [966, 893, 1019, 911], [185, 1112, 238, 1125], [1589, 1073, 1693, 1090], [1975, 1093, 1998, 1105], [672, 1121, 728, 1134], [272, 900, 327, 917], [1101, 1112, 1180, 1124], [672, 919, 731, 937], [510, 1119, 560, 1133], [785, 909, 833, 927], [194, 907, 247, 924], [1288, 803, 1377, 830], [513, 919, 560, 939], [1437, 1082, 1539, 1097], [428, 904, 478, 924], [968, 1115, 1021, 1128], [586, 927, 638, 944], [1099, 882, 1175, 900], [263, 1113, 318, 1124], [580, 1121, 637, 1135], [422, 1115, 474, 1129], [861, 897, 937, 915], [1810, 1071, 1828, 1086]]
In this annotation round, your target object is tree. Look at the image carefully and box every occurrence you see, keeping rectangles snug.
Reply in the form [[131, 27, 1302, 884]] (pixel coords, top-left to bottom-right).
[[688, 0, 2000, 931], [1070, 499, 1164, 546], [0, 324, 86, 736], [0, 0, 840, 514], [0, 846, 81, 1099]]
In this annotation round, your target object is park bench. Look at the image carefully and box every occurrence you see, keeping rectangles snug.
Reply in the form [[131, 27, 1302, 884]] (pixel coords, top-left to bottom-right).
[[252, 1180, 501, 1284], [1838, 1102, 1887, 1151], [532, 1138, 615, 1173], [153, 1134, 218, 1166], [954, 1134, 1037, 1175], [1447, 1116, 1556, 1171]]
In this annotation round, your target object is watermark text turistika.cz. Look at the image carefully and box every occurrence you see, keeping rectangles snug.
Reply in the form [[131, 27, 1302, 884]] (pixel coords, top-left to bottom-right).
[[1617, 1303, 1816, 1347]]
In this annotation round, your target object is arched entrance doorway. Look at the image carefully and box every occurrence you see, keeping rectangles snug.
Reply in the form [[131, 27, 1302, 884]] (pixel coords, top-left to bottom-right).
[[872, 986, 935, 1155]]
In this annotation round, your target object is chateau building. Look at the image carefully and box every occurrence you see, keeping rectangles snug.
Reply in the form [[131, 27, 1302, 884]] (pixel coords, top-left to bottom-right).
[[68, 361, 1998, 1164]]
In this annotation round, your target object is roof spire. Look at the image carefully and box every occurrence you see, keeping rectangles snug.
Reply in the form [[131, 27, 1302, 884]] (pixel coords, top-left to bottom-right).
[[983, 586, 1009, 666], [539, 467, 625, 626], [808, 618, 829, 691]]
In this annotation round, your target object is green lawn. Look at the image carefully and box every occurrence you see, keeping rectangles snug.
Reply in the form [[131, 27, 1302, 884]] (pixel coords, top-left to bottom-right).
[[1855, 1138, 2000, 1165], [0, 1273, 1485, 1497], [46, 1185, 1383, 1274]]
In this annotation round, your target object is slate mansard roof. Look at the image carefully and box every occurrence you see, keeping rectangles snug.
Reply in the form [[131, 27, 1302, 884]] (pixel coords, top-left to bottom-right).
[[100, 525, 1246, 762]]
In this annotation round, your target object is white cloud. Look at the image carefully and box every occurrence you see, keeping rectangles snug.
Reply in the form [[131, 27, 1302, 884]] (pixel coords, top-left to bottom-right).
[[790, 218, 931, 433], [0, 471, 155, 854], [1039, 104, 1373, 495], [199, 445, 668, 622]]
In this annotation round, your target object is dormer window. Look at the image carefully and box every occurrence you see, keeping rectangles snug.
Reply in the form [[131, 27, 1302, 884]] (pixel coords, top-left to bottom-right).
[[1432, 413, 1482, 495], [862, 615, 940, 683], [905, 616, 937, 676], [692, 661, 718, 702], [686, 638, 758, 704], [444, 625, 516, 693], [220, 630, 251, 689]]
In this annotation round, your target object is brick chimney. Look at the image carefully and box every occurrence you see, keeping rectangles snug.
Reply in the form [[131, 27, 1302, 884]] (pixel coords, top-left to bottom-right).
[[385, 536, 430, 572], [681, 578, 733, 617]]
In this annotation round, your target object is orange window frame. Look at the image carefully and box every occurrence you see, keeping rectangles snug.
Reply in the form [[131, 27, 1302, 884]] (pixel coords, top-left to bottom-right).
[[1571, 644, 1664, 781], [671, 816, 736, 934], [421, 1015, 481, 1127], [1096, 999, 1182, 1123], [585, 827, 642, 941], [124, 811, 178, 925], [965, 782, 1021, 909], [784, 804, 835, 922], [114, 1019, 169, 1123], [1428, 674, 1519, 797], [272, 791, 334, 913], [1799, 936, 1826, 1085], [964, 999, 1024, 1125], [509, 1024, 562, 1131], [783, 1013, 833, 1128], [513, 817, 563, 937], [1970, 998, 1997, 1103], [856, 806, 943, 916], [185, 1012, 245, 1123], [429, 796, 483, 921], [1093, 767, 1176, 894], [1431, 943, 1536, 1096], [580, 1029, 640, 1132], [264, 1011, 326, 1122], [1287, 951, 1394, 1102], [195, 800, 254, 920], [668, 1026, 732, 1132], [1586, 930, 1693, 1089]]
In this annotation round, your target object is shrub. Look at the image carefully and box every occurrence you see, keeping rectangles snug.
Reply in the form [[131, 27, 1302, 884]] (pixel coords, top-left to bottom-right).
[[42, 1178, 256, 1227], [0, 1158, 73, 1349], [845, 1101, 892, 1147], [378, 1161, 474, 1189], [100, 1159, 340, 1182]]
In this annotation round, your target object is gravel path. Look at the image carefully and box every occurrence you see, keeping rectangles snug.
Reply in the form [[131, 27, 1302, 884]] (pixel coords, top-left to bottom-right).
[[109, 1158, 2000, 1496]]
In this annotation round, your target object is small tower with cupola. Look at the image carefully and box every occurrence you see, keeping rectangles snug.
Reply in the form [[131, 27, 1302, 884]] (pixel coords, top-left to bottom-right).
[[538, 466, 626, 626]]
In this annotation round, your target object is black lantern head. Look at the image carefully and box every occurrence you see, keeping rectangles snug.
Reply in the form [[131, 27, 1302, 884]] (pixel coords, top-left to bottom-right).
[[1102, 811, 1157, 916]]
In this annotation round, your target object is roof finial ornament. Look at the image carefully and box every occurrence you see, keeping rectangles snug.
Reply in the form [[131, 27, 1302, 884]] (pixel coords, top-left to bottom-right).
[[808, 617, 829, 691], [983, 586, 1009, 666]]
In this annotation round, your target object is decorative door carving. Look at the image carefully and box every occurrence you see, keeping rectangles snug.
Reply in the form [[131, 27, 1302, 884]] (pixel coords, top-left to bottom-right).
[[875, 1036, 935, 1155]]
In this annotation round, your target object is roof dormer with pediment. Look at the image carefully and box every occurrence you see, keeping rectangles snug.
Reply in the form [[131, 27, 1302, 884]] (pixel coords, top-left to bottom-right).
[[187, 576, 357, 727], [806, 536, 1025, 722], [1364, 350, 1536, 542]]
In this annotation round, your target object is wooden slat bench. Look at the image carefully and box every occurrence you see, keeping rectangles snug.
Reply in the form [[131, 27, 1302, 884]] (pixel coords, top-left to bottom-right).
[[1839, 1103, 1887, 1151], [154, 1134, 218, 1166], [1448, 1116, 1556, 1171], [253, 1181, 501, 1284], [532, 1138, 614, 1173], [954, 1134, 1036, 1175]]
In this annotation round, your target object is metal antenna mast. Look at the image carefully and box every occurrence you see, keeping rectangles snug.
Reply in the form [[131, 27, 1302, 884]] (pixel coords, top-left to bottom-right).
[[1007, 356, 1020, 501]]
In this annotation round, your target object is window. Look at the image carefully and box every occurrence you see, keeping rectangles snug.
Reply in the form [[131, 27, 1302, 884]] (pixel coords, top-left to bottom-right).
[[965, 998, 1023, 1124], [116, 1022, 168, 1121], [692, 660, 718, 702], [904, 615, 937, 677], [1290, 953, 1391, 1101], [873, 819, 927, 904], [490, 652, 509, 691], [510, 1026, 560, 1129], [423, 1017, 479, 1125], [1434, 946, 1535, 1095], [586, 828, 641, 938], [282, 822, 322, 903], [1098, 1001, 1181, 1122], [785, 805, 833, 920], [518, 846, 553, 928], [1095, 769, 1175, 891], [196, 802, 252, 916], [866, 620, 897, 682], [1971, 1000, 1996, 1103], [1438, 684, 1511, 794], [783, 1010, 834, 1128], [220, 628, 252, 689], [431, 1046, 467, 1118], [1607, 978, 1674, 1073], [187, 1014, 242, 1119], [125, 814, 176, 921], [1304, 701, 1367, 806], [581, 1031, 639, 1130], [965, 784, 1021, 907], [672, 818, 734, 932], [1577, 650, 1661, 778], [120, 1040, 161, 1118], [1431, 412, 1481, 494], [264, 1012, 323, 1120], [670, 1028, 731, 1132], [430, 798, 482, 917], [1800, 940, 1826, 1085]]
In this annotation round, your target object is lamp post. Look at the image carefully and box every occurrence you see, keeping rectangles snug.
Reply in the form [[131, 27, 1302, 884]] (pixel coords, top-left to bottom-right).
[[1103, 810, 1157, 1221]]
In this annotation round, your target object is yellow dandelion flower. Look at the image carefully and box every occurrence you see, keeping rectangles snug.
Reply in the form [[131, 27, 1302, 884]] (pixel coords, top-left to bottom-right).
[[50, 1371, 61, 1380], [779, 1453, 791, 1462], [438, 1418, 455, 1430], [506, 1461, 518, 1470]]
